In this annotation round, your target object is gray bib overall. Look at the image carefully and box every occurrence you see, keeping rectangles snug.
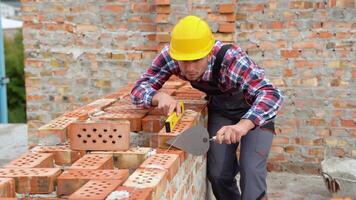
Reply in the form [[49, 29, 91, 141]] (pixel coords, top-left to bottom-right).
[[190, 45, 274, 200]]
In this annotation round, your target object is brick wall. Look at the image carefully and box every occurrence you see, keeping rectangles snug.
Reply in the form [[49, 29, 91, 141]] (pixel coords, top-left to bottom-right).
[[21, 0, 355, 173]]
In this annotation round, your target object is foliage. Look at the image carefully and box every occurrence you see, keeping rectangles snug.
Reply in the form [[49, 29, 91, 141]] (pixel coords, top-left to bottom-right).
[[4, 29, 26, 123]]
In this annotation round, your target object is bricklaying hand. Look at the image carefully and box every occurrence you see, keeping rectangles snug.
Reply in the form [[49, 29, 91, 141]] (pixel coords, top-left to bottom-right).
[[152, 92, 182, 116], [215, 119, 255, 144]]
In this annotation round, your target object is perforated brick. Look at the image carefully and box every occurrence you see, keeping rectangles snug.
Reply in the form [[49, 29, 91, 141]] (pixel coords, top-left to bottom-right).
[[114, 186, 153, 200], [5, 152, 54, 168], [68, 121, 130, 151], [37, 117, 77, 144], [0, 178, 15, 198], [180, 109, 200, 123], [68, 154, 114, 170], [156, 148, 187, 164], [123, 168, 167, 200], [68, 180, 123, 200], [142, 115, 167, 133], [0, 168, 61, 194], [156, 121, 194, 149], [57, 169, 129, 196], [31, 145, 85, 166], [140, 153, 180, 181], [93, 147, 152, 169], [174, 89, 206, 100], [87, 98, 117, 109], [104, 105, 149, 115], [96, 112, 145, 132]]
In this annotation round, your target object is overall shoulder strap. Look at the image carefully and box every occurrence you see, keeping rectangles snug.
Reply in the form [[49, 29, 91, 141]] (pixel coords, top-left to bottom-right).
[[211, 44, 232, 84]]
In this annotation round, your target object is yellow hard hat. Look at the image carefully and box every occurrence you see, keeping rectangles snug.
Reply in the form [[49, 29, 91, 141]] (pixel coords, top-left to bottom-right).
[[169, 15, 215, 61]]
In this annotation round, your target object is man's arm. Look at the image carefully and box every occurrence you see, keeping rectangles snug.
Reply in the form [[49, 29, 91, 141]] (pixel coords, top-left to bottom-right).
[[227, 47, 284, 127], [215, 46, 284, 144], [130, 46, 177, 109]]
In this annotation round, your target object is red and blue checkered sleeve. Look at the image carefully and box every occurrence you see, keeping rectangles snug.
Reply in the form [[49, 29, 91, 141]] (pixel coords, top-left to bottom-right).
[[130, 46, 174, 108], [226, 48, 284, 126]]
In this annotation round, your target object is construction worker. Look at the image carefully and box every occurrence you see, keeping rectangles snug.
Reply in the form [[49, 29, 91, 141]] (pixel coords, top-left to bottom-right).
[[130, 15, 283, 200]]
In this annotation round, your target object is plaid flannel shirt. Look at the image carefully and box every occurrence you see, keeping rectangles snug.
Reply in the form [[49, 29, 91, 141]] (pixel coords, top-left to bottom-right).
[[130, 41, 284, 126]]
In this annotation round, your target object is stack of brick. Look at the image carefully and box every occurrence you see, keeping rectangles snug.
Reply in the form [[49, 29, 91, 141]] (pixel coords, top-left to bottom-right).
[[0, 78, 208, 199]]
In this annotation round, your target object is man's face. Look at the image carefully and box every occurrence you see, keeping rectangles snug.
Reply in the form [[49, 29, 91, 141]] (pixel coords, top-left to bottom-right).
[[177, 55, 209, 81]]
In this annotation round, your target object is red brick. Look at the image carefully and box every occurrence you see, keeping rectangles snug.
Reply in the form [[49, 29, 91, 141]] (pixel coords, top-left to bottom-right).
[[340, 119, 355, 127], [103, 5, 125, 12], [131, 3, 154, 13], [281, 50, 301, 58], [69, 180, 124, 200], [142, 115, 167, 133], [5, 152, 54, 168], [57, 169, 129, 196], [156, 5, 170, 14], [292, 41, 322, 49], [218, 22, 235, 33], [31, 145, 85, 166], [180, 109, 200, 123], [0, 178, 15, 198], [156, 33, 170, 42], [156, 14, 169, 23], [140, 153, 180, 181], [239, 3, 265, 12], [68, 154, 114, 170], [289, 1, 314, 9], [219, 3, 235, 13], [96, 112, 145, 132], [155, 0, 170, 5], [156, 148, 187, 164], [157, 121, 195, 149], [115, 186, 153, 200], [162, 81, 185, 89], [68, 121, 130, 151], [272, 136, 289, 145], [123, 168, 167, 200], [57, 169, 129, 195], [0, 168, 61, 194], [37, 117, 77, 143]]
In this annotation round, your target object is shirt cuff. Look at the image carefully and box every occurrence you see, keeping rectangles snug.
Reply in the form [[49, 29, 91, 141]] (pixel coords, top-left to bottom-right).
[[145, 89, 157, 108], [241, 109, 265, 127]]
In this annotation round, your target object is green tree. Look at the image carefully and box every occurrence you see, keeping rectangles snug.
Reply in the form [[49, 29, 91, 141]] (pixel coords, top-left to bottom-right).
[[4, 29, 26, 123]]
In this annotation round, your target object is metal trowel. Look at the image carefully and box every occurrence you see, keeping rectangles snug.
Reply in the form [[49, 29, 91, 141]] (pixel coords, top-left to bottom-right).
[[165, 124, 213, 155]]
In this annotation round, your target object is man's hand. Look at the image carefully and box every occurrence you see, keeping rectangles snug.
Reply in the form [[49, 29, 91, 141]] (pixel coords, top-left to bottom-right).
[[215, 119, 255, 144], [152, 92, 182, 116]]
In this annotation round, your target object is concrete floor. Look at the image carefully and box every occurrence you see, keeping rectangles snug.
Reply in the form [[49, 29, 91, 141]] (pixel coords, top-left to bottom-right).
[[0, 124, 332, 199]]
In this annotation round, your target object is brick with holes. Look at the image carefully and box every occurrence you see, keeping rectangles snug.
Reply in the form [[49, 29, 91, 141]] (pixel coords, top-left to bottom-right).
[[114, 186, 153, 200], [156, 148, 187, 164], [57, 169, 129, 196], [0, 178, 15, 198], [68, 121, 130, 151], [93, 147, 153, 169], [4, 152, 54, 168], [31, 144, 85, 166], [0, 168, 61, 194], [68, 154, 114, 170], [123, 168, 167, 200], [180, 109, 200, 123], [156, 121, 195, 149], [97, 110, 146, 132], [68, 180, 124, 200], [142, 115, 167, 133], [139, 153, 180, 181], [36, 117, 77, 144]]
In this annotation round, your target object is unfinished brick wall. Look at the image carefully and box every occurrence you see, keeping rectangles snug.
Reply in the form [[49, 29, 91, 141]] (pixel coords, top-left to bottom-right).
[[0, 78, 208, 199], [21, 0, 355, 174]]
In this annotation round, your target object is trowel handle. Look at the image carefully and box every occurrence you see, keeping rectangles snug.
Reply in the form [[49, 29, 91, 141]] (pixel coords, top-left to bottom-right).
[[209, 136, 216, 141]]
